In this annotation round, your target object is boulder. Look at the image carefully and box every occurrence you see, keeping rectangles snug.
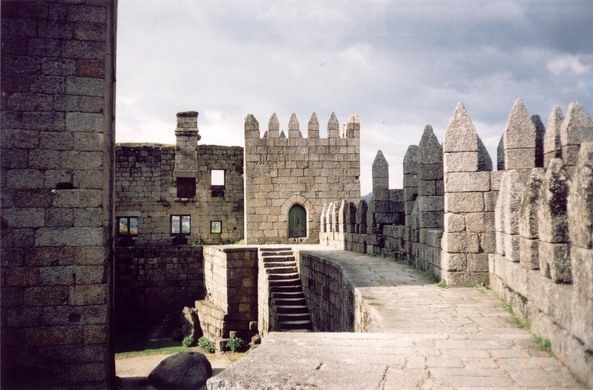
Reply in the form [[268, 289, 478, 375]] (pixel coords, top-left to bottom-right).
[[148, 352, 212, 389]]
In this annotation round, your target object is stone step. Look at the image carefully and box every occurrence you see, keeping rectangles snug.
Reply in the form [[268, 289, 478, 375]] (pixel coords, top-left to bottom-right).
[[276, 319, 313, 330], [269, 285, 302, 293], [268, 274, 301, 286], [277, 313, 310, 322], [260, 250, 292, 256], [266, 266, 298, 275], [275, 305, 309, 314], [263, 261, 297, 269], [271, 291, 305, 299], [273, 297, 306, 306], [261, 255, 295, 261]]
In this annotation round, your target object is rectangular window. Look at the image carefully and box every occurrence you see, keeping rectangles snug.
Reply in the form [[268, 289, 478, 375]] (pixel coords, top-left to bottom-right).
[[171, 215, 191, 235], [211, 170, 225, 186], [211, 169, 225, 197], [118, 217, 139, 236], [176, 177, 196, 198], [211, 220, 222, 234]]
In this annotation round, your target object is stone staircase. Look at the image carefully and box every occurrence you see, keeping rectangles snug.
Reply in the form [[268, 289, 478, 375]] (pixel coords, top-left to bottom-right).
[[260, 247, 313, 332]]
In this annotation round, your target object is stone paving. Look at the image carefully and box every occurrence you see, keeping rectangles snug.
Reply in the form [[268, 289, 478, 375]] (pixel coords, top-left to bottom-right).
[[208, 250, 585, 389]]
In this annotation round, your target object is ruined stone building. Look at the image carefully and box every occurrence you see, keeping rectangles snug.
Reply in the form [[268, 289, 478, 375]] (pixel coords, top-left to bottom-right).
[[115, 111, 244, 246]]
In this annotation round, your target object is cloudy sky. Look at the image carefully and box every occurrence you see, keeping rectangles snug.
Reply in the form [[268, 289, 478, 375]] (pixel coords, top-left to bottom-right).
[[116, 0, 593, 195]]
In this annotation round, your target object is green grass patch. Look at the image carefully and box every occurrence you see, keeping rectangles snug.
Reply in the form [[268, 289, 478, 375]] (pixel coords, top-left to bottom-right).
[[470, 283, 488, 293], [534, 336, 554, 355], [115, 339, 190, 358], [437, 280, 448, 289], [503, 303, 530, 329]]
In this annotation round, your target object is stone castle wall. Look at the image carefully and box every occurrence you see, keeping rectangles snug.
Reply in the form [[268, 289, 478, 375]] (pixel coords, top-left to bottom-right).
[[115, 137, 244, 245], [244, 113, 361, 244], [114, 246, 205, 333], [320, 100, 593, 386], [1, 0, 116, 388]]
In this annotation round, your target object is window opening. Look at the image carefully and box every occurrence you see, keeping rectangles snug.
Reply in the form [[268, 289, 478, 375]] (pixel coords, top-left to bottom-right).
[[171, 215, 191, 235], [118, 217, 138, 236], [211, 220, 222, 234], [176, 177, 196, 198]]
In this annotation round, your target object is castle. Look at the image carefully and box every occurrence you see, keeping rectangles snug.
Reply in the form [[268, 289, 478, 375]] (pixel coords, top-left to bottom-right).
[[1, 1, 592, 388]]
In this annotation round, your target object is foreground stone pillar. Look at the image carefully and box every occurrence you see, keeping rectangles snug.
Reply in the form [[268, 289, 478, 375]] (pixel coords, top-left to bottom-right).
[[1, 0, 116, 388], [442, 103, 493, 286]]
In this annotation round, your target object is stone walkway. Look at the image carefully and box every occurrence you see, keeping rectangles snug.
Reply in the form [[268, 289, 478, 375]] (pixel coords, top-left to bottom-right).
[[208, 250, 585, 389]]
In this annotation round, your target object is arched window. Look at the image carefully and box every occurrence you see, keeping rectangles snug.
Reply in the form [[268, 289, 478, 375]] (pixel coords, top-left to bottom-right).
[[288, 204, 307, 238]]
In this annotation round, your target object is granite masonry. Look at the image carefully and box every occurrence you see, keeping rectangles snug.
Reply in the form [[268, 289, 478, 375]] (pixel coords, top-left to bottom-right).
[[244, 113, 361, 244], [115, 112, 244, 246], [320, 99, 593, 386], [1, 0, 116, 388]]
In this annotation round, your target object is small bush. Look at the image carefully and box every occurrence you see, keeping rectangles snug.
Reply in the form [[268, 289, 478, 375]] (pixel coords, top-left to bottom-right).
[[534, 336, 553, 355], [198, 336, 215, 353], [182, 335, 195, 348], [437, 280, 448, 288], [226, 336, 245, 352]]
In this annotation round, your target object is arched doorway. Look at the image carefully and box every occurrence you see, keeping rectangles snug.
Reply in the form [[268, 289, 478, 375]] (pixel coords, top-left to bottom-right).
[[288, 204, 307, 238]]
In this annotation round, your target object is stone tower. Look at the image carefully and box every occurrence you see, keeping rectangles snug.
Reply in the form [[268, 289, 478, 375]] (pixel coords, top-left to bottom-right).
[[244, 113, 361, 244]]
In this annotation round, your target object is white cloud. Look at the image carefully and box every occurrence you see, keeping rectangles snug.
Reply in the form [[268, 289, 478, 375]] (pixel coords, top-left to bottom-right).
[[547, 55, 591, 76]]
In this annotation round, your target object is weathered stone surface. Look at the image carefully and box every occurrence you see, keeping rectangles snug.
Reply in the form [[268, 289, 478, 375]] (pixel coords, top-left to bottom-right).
[[288, 113, 300, 138], [544, 107, 564, 168], [149, 352, 212, 389], [560, 102, 593, 163], [568, 142, 593, 249], [518, 168, 544, 239], [503, 99, 537, 149], [372, 150, 389, 200], [539, 242, 571, 283], [443, 102, 480, 153], [267, 113, 279, 138], [519, 237, 539, 270], [444, 213, 465, 232], [445, 171, 490, 193], [327, 112, 339, 138], [445, 192, 483, 213], [444, 151, 478, 172], [403, 145, 419, 175], [538, 159, 569, 243], [418, 125, 442, 164], [307, 112, 319, 138]]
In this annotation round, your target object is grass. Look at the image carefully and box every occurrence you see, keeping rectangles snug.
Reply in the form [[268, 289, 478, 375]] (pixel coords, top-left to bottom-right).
[[534, 336, 553, 355], [470, 283, 489, 293], [115, 339, 190, 359], [437, 280, 448, 289]]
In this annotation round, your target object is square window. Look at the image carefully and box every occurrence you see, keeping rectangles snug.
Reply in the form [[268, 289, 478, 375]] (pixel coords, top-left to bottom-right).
[[176, 177, 196, 198], [211, 220, 222, 234], [171, 215, 191, 235], [118, 217, 139, 236], [211, 170, 225, 186]]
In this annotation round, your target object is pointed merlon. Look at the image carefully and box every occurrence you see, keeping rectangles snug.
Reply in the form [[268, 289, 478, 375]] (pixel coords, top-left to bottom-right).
[[568, 142, 593, 248], [418, 125, 443, 164], [503, 98, 536, 150], [531, 114, 545, 168], [288, 113, 301, 138], [279, 130, 286, 138], [308, 112, 319, 138], [268, 113, 279, 138], [560, 101, 593, 147], [345, 114, 360, 138], [372, 150, 389, 198], [443, 102, 480, 152], [497, 135, 504, 170], [544, 106, 563, 164], [244, 114, 260, 138], [403, 145, 419, 175], [477, 134, 493, 171], [327, 112, 340, 138]]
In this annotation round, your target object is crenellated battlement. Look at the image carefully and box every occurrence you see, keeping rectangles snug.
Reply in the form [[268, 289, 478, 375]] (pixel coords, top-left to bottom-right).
[[244, 112, 361, 141], [244, 112, 361, 244], [318, 99, 593, 387]]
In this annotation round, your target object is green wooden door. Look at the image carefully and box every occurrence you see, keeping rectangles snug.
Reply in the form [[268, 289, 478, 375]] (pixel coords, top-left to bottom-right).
[[288, 204, 307, 238]]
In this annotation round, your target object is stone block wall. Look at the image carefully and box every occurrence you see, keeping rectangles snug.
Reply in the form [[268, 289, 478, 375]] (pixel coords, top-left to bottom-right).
[[197, 246, 258, 343], [300, 251, 380, 332], [1, 1, 116, 388], [490, 102, 593, 387], [114, 246, 205, 333], [115, 140, 244, 245], [244, 113, 360, 244]]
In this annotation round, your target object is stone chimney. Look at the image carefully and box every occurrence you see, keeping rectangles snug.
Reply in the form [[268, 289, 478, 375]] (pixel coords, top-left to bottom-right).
[[174, 111, 200, 177]]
